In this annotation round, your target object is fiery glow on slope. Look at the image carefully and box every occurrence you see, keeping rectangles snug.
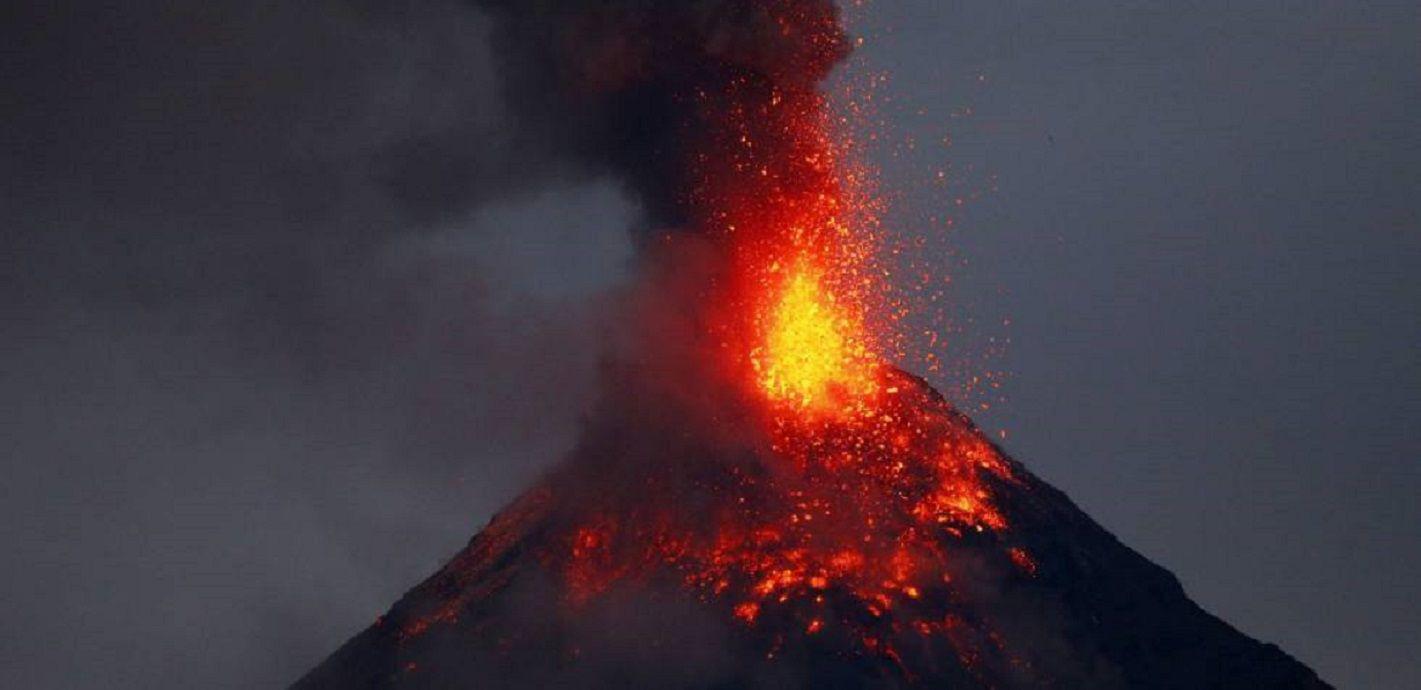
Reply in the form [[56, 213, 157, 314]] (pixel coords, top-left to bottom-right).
[[550, 368, 1027, 672]]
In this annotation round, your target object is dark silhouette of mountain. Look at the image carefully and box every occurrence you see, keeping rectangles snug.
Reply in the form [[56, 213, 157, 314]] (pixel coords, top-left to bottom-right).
[[293, 371, 1331, 689]]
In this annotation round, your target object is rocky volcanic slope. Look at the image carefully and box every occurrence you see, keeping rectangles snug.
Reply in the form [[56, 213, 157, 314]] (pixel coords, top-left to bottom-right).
[[294, 375, 1330, 690]]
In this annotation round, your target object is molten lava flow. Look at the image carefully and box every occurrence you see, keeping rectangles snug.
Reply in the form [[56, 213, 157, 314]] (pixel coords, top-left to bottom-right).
[[553, 366, 1026, 670]]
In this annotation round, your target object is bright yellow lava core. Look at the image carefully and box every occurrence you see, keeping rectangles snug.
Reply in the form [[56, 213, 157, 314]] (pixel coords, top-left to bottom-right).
[[754, 258, 878, 410]]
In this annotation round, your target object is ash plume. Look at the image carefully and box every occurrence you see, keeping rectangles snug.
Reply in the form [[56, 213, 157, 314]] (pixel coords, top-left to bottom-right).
[[389, 0, 850, 235]]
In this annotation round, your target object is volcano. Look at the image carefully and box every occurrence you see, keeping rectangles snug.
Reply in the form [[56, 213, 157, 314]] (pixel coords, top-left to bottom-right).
[[295, 2, 1330, 687], [293, 369, 1328, 690]]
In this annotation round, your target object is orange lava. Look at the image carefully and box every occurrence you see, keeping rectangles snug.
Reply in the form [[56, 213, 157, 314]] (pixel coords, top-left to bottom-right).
[[752, 257, 878, 412], [548, 0, 1031, 668]]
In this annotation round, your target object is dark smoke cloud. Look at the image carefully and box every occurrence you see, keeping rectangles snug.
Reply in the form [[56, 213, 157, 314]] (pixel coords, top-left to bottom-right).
[[456, 0, 848, 233], [1, 1, 633, 688]]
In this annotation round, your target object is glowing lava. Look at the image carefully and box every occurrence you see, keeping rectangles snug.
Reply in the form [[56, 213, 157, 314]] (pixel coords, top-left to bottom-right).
[[753, 257, 878, 411], [541, 0, 1033, 667], [401, 0, 1031, 675]]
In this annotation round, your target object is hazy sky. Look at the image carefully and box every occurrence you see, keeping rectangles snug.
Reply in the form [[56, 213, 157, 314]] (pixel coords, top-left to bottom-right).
[[2, 2, 1416, 689]]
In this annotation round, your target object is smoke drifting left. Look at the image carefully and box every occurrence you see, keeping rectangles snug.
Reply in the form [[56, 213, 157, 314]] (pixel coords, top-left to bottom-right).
[[441, 0, 848, 233], [0, 1, 643, 688]]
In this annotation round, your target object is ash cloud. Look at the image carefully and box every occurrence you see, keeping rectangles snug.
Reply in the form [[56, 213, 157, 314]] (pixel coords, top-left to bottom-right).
[[449, 0, 849, 234], [0, 1, 633, 688]]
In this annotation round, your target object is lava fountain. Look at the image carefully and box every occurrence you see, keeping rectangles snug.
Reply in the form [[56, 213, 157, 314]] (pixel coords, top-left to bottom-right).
[[526, 0, 1033, 671]]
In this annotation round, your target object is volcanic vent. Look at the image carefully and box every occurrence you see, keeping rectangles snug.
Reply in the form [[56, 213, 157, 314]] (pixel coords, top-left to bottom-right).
[[297, 1, 1329, 688]]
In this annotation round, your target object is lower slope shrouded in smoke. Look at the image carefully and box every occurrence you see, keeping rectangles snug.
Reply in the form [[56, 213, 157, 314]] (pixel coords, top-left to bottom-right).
[[292, 369, 1330, 690]]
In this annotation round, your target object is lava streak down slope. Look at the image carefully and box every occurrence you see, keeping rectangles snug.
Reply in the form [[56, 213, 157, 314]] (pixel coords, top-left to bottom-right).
[[293, 370, 1330, 690]]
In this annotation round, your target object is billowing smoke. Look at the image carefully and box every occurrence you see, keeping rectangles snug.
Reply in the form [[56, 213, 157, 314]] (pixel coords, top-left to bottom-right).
[[394, 0, 849, 236]]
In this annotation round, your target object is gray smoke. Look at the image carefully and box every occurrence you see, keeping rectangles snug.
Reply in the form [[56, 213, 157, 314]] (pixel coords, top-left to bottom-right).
[[2, 1, 633, 688]]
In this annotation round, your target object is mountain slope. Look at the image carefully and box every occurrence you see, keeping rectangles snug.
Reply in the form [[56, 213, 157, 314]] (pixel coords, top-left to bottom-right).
[[294, 372, 1330, 689]]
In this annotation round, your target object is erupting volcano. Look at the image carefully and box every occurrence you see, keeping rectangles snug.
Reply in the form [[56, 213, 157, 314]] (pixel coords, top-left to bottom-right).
[[296, 1, 1330, 688]]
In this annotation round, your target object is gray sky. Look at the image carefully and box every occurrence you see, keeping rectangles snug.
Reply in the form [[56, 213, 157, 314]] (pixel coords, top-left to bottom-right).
[[845, 4, 1419, 688], [2, 1, 1416, 689]]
